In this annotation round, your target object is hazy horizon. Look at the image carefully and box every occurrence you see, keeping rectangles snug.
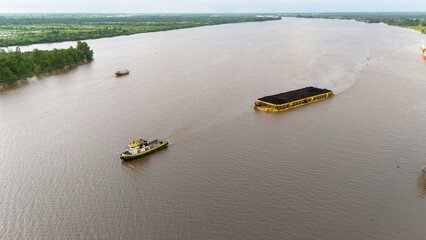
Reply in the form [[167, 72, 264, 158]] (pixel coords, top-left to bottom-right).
[[0, 11, 426, 14], [0, 0, 425, 14]]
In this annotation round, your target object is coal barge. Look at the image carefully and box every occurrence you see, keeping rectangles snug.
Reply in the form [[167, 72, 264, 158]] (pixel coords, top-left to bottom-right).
[[254, 87, 333, 112]]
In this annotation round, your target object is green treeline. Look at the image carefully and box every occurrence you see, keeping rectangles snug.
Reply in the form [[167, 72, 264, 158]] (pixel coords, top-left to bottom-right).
[[284, 13, 426, 34], [382, 19, 426, 34], [0, 41, 93, 84], [0, 14, 281, 47]]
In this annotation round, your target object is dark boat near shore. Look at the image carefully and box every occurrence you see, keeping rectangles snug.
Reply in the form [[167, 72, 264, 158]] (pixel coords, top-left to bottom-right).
[[254, 86, 333, 112], [115, 69, 129, 76], [120, 138, 168, 161]]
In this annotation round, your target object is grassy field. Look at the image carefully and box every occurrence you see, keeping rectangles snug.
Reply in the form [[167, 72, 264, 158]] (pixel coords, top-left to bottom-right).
[[0, 14, 281, 47]]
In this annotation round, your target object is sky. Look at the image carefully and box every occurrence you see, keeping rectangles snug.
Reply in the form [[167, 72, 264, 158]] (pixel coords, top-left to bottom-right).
[[0, 0, 424, 13]]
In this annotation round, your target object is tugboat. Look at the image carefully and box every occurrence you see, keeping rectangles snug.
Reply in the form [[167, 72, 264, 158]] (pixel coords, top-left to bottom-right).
[[120, 138, 168, 161], [115, 69, 130, 76]]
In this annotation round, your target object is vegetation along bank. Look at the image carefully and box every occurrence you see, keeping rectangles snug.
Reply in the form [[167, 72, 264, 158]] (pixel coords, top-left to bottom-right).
[[283, 13, 426, 34], [0, 14, 281, 47], [0, 41, 93, 84]]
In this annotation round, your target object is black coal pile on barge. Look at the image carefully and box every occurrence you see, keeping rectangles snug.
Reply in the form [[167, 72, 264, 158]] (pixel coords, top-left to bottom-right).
[[254, 86, 333, 112]]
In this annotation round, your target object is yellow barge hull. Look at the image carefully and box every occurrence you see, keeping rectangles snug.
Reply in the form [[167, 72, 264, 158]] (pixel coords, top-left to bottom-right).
[[254, 91, 333, 112]]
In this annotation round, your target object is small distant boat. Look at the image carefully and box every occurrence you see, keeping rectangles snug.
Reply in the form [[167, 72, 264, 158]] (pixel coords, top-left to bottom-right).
[[115, 69, 129, 76], [120, 138, 168, 161], [423, 159, 426, 172], [421, 45, 426, 60], [363, 18, 380, 24]]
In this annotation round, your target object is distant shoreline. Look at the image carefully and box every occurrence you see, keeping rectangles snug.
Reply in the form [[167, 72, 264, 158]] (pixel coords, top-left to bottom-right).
[[0, 14, 281, 47], [282, 13, 426, 34]]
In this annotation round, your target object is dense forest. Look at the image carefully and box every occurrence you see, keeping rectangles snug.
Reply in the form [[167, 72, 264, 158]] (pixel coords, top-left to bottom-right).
[[284, 13, 426, 34], [0, 14, 281, 47], [0, 41, 93, 84]]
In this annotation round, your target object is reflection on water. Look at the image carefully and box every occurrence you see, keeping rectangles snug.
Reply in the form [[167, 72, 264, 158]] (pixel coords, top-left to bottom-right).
[[0, 18, 425, 239], [121, 158, 151, 170], [0, 62, 90, 93]]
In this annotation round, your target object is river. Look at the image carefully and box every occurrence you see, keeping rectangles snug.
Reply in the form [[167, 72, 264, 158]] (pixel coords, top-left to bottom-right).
[[0, 18, 425, 239]]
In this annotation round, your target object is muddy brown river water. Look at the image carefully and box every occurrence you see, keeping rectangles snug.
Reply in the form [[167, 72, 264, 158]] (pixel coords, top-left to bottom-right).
[[0, 18, 425, 239]]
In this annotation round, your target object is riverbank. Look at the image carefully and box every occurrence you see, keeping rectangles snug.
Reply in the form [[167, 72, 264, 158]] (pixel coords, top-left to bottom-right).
[[0, 14, 280, 47], [284, 13, 426, 34], [0, 41, 93, 85]]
